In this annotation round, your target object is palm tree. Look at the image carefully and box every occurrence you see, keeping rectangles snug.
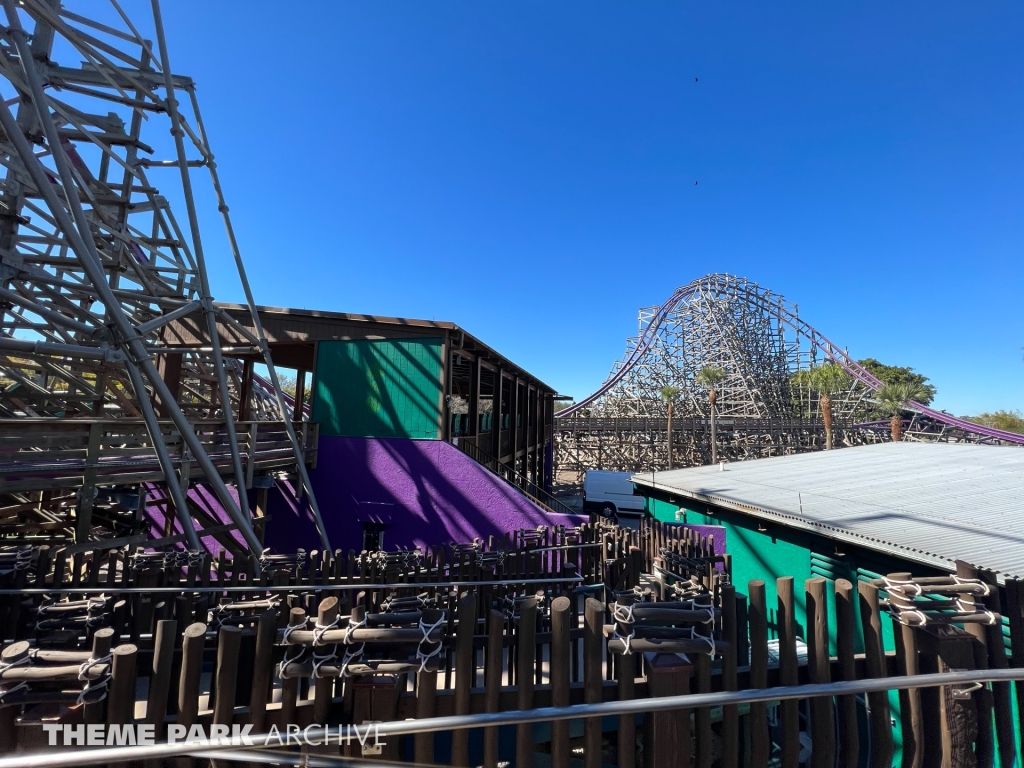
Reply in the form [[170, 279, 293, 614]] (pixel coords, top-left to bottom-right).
[[694, 367, 727, 464], [874, 382, 930, 442], [807, 363, 853, 450], [659, 385, 681, 470]]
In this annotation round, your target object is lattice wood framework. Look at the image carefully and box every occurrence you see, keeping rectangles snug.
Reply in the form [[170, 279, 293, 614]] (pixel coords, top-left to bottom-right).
[[588, 275, 872, 421], [0, 0, 328, 555], [555, 274, 1024, 480]]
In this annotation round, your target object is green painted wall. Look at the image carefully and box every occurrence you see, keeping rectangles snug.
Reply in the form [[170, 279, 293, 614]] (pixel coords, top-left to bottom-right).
[[311, 338, 444, 439], [643, 488, 957, 766]]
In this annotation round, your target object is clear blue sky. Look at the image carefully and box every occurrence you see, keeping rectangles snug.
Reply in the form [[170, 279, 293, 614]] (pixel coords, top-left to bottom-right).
[[161, 1, 1023, 416]]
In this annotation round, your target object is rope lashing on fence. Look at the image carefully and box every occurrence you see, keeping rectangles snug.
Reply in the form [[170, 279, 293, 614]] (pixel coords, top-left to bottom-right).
[[415, 612, 446, 672], [338, 615, 367, 678], [75, 652, 112, 704], [310, 613, 342, 679], [612, 601, 636, 654], [873, 574, 1001, 627], [0, 680, 27, 703]]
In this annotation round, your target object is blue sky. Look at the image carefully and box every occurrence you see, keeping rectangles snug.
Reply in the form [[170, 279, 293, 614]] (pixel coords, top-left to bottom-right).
[[161, 1, 1022, 415]]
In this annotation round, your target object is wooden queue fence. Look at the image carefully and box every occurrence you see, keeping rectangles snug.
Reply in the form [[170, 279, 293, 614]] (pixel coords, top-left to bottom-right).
[[0, 521, 1022, 768]]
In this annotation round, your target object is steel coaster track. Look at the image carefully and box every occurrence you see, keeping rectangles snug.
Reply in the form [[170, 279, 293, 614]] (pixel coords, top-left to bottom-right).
[[557, 274, 1024, 446]]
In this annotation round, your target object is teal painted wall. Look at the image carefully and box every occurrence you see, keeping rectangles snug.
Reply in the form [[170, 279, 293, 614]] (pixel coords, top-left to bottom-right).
[[311, 338, 444, 439], [643, 488, 956, 766]]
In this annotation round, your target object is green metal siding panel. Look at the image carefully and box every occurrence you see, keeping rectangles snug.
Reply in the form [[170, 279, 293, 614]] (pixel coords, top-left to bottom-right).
[[649, 497, 812, 641], [311, 338, 443, 439]]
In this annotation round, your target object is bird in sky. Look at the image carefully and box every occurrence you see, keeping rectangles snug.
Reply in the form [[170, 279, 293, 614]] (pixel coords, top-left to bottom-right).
[[694, 77, 698, 82]]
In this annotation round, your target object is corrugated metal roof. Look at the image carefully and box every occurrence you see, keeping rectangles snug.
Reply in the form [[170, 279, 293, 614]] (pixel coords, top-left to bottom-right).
[[631, 442, 1024, 579]]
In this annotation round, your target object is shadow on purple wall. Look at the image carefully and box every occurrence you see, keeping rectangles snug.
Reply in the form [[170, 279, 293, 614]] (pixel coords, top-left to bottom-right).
[[263, 437, 585, 554], [142, 437, 583, 556]]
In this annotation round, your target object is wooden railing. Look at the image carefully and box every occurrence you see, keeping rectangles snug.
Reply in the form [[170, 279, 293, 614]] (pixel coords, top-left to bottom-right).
[[0, 418, 318, 494]]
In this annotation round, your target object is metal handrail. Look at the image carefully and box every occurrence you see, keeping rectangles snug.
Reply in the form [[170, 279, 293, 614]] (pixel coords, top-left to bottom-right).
[[454, 438, 576, 516], [5, 667, 1024, 768], [0, 576, 584, 596]]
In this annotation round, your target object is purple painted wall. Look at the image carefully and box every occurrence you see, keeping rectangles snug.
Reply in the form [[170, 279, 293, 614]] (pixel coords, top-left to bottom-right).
[[263, 437, 584, 554], [141, 437, 583, 555]]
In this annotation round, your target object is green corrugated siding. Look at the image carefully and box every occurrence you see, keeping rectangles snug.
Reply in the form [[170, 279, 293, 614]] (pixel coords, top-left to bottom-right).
[[311, 338, 443, 439]]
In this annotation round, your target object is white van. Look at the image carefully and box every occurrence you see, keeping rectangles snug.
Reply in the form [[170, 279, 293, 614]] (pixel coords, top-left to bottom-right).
[[583, 471, 646, 520]]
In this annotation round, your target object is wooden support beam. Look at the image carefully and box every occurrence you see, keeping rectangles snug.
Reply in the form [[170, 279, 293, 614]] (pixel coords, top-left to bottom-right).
[[239, 358, 254, 422]]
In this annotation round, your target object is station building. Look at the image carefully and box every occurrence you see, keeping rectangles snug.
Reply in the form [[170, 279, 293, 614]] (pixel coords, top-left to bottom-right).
[[632, 442, 1024, 651], [209, 304, 575, 552]]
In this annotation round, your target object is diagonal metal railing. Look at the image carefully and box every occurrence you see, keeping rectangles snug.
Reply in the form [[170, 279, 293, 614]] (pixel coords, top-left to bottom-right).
[[4, 667, 1024, 768]]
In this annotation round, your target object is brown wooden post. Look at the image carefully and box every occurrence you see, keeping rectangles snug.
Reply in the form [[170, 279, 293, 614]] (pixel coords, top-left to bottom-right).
[[516, 597, 538, 768], [955, 561, 993, 768], [281, 607, 306, 726], [551, 596, 572, 768], [834, 579, 860, 768], [213, 625, 242, 726], [145, 619, 177, 737], [886, 573, 923, 768], [748, 580, 770, 768], [694, 591, 714, 768], [918, 625, 980, 768], [484, 609, 504, 768], [294, 369, 307, 420], [615, 594, 637, 768], [313, 596, 340, 723], [177, 622, 207, 729], [720, 583, 739, 768], [1004, 579, 1024, 765], [777, 577, 800, 768], [452, 590, 477, 767], [75, 421, 103, 542], [645, 653, 694, 768], [858, 581, 894, 768], [249, 608, 279, 731], [239, 358, 254, 422], [83, 628, 114, 726], [583, 598, 604, 768], [414, 607, 445, 764], [106, 644, 138, 727], [805, 578, 835, 768], [980, 569, 1015, 768]]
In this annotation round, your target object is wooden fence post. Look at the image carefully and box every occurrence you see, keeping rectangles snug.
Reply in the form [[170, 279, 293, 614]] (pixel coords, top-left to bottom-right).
[[777, 576, 800, 768], [414, 607, 445, 765], [249, 608, 279, 732], [516, 597, 538, 768], [82, 627, 114, 726], [106, 644, 138, 727], [583, 598, 604, 768], [145, 619, 176, 737], [644, 653, 693, 768], [313, 596, 339, 724], [720, 582, 739, 768], [834, 579, 859, 768], [212, 625, 242, 726], [694, 590, 714, 768], [747, 580, 770, 768], [887, 573, 923, 768], [805, 578, 835, 768], [484, 608, 505, 768], [956, 561, 993, 768], [979, 568, 1015, 768], [452, 590, 477, 768], [551, 596, 572, 768], [857, 581, 894, 768], [615, 594, 637, 768], [177, 622, 207, 729]]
